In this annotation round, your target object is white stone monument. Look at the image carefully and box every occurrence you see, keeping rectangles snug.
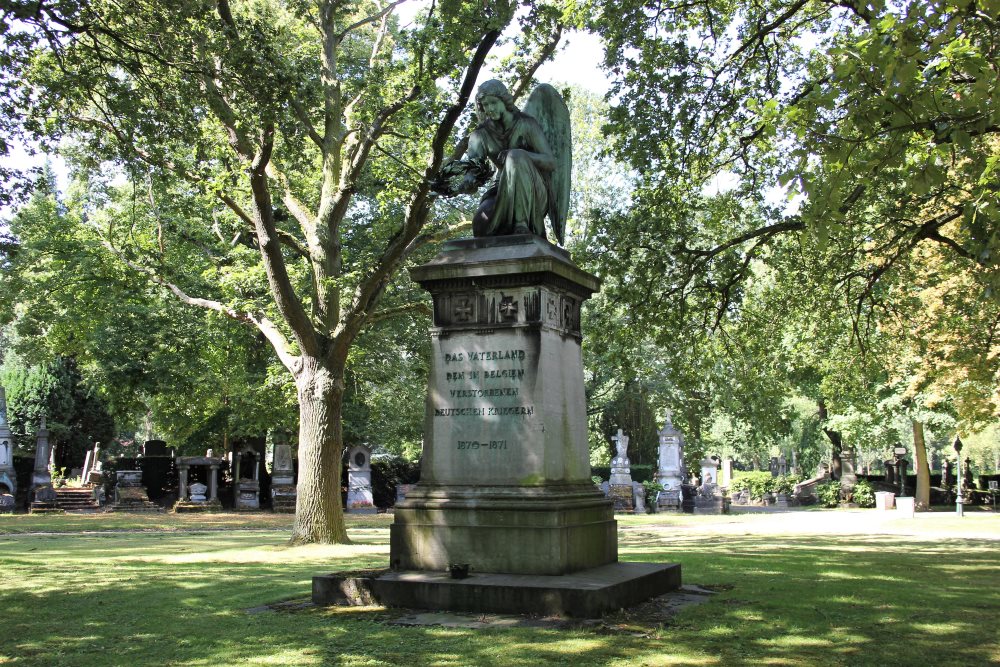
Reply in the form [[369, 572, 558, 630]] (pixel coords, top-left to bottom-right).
[[346, 444, 376, 514], [655, 411, 685, 511], [609, 429, 635, 511]]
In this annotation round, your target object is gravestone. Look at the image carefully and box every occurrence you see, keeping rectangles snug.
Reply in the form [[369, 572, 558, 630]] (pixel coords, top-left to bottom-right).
[[609, 429, 635, 512], [769, 457, 779, 477], [346, 444, 376, 514], [232, 444, 262, 510], [893, 447, 909, 496], [30, 417, 58, 511], [694, 456, 727, 514], [840, 448, 857, 492], [0, 386, 16, 499], [632, 481, 647, 514], [270, 441, 296, 513], [189, 482, 208, 502], [84, 442, 104, 486], [110, 469, 161, 512], [777, 454, 787, 477], [143, 440, 169, 457], [173, 455, 223, 512], [884, 460, 896, 485], [942, 459, 954, 488], [655, 412, 685, 512], [353, 232, 678, 617]]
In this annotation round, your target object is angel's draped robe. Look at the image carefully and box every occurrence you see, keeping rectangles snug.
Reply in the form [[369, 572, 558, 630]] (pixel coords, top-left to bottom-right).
[[468, 112, 554, 239]]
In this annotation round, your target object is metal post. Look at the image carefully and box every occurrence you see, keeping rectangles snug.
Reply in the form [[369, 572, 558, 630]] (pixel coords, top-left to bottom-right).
[[954, 436, 964, 517]]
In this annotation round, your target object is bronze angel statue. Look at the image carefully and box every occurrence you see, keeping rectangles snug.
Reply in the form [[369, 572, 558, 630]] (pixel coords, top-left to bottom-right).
[[432, 79, 571, 245]]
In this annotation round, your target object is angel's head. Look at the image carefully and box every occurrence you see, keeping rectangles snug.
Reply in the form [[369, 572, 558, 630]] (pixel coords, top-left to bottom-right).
[[475, 79, 517, 123]]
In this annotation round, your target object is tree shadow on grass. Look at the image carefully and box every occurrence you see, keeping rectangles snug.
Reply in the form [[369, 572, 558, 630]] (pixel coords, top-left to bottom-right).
[[1, 531, 998, 666]]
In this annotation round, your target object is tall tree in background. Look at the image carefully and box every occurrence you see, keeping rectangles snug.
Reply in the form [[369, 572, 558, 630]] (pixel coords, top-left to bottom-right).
[[2, 0, 569, 543]]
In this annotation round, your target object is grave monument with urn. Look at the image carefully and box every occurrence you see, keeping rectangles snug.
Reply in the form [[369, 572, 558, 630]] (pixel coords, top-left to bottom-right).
[[314, 80, 680, 617]]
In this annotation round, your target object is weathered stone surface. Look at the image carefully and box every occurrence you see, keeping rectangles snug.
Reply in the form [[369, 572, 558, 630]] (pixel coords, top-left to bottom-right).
[[391, 236, 616, 576], [346, 444, 375, 513], [314, 562, 682, 618]]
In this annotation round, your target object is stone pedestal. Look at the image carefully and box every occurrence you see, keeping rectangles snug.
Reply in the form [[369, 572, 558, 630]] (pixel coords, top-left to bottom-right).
[[390, 237, 617, 576]]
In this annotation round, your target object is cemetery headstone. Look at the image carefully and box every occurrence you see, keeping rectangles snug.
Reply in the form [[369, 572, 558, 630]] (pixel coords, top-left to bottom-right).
[[694, 456, 728, 514], [893, 447, 909, 496], [232, 444, 262, 510], [0, 386, 16, 499], [632, 481, 647, 514], [769, 457, 779, 477], [173, 455, 223, 512], [942, 459, 954, 488], [840, 448, 857, 492], [109, 469, 161, 512], [270, 442, 296, 513], [884, 459, 896, 485], [609, 429, 635, 512], [30, 417, 58, 510], [189, 482, 208, 502], [655, 412, 685, 511], [346, 444, 376, 514], [777, 454, 787, 477]]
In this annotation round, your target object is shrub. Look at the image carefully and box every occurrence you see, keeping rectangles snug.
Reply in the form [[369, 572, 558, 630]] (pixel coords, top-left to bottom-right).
[[818, 480, 841, 507], [730, 471, 774, 500], [852, 480, 875, 508], [642, 480, 664, 504]]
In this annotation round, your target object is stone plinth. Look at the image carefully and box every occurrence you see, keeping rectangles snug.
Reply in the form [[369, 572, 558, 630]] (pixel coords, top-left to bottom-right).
[[389, 236, 617, 576], [314, 562, 682, 618]]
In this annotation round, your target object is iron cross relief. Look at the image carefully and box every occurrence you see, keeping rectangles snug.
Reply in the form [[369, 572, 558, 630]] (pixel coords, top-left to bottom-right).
[[499, 296, 518, 320], [453, 297, 474, 323]]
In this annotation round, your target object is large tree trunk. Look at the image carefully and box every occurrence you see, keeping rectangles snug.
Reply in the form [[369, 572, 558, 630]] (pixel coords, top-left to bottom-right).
[[912, 419, 931, 510], [290, 359, 349, 544], [817, 398, 842, 479]]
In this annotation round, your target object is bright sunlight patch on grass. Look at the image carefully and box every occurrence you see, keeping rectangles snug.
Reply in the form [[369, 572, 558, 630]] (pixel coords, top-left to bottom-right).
[[0, 510, 997, 666]]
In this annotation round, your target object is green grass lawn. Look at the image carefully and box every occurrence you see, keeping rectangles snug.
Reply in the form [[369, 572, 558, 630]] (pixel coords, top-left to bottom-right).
[[1, 510, 997, 666]]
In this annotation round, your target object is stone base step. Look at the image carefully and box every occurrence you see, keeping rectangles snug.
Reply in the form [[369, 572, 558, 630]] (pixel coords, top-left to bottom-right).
[[173, 500, 223, 513], [313, 561, 683, 618]]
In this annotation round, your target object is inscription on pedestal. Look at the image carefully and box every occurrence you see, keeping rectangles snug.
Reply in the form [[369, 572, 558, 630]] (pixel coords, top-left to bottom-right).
[[434, 346, 536, 456]]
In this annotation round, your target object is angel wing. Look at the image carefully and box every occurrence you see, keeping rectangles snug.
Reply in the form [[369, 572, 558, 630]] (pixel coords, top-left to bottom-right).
[[523, 84, 571, 245]]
